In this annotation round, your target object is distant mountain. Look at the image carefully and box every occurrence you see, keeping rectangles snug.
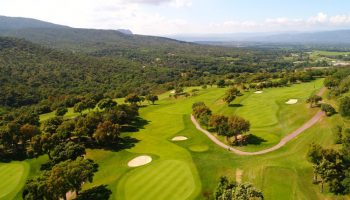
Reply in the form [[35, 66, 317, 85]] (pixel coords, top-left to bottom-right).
[[0, 15, 69, 30], [117, 29, 133, 35], [0, 16, 193, 54], [170, 30, 350, 45]]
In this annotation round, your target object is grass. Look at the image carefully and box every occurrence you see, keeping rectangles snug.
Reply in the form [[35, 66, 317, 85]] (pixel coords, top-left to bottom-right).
[[0, 155, 47, 200], [4, 79, 350, 200], [210, 79, 324, 151]]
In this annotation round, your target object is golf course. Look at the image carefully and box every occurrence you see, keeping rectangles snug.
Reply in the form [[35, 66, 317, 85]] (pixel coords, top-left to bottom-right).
[[1, 78, 348, 200]]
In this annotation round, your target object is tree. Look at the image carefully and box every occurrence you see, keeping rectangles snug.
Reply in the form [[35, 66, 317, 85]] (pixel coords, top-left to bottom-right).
[[74, 102, 87, 115], [175, 87, 184, 94], [40, 133, 55, 159], [307, 143, 323, 182], [306, 94, 322, 108], [214, 176, 234, 200], [214, 176, 263, 200], [227, 115, 250, 145], [61, 159, 98, 195], [321, 103, 336, 116], [97, 98, 117, 110], [55, 106, 68, 116], [93, 121, 121, 145], [83, 98, 96, 111], [75, 185, 112, 200], [22, 173, 48, 200], [199, 114, 210, 128], [29, 159, 98, 200], [209, 115, 228, 135], [232, 183, 264, 200], [193, 104, 212, 119], [339, 96, 350, 117], [192, 102, 205, 110], [50, 142, 86, 165], [316, 159, 338, 193], [20, 124, 40, 146], [217, 79, 226, 88], [124, 93, 141, 105], [146, 94, 159, 105], [42, 117, 63, 134], [223, 87, 241, 105], [56, 120, 75, 140]]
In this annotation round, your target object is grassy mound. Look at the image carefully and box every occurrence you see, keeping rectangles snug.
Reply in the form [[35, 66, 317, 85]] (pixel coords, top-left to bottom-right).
[[189, 145, 209, 152]]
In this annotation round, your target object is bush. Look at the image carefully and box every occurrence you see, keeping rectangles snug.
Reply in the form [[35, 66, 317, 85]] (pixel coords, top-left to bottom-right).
[[321, 103, 336, 116], [339, 96, 350, 117]]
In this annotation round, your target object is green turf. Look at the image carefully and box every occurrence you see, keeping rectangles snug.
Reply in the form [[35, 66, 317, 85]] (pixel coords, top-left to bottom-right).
[[6, 79, 350, 200], [0, 163, 27, 199], [210, 79, 324, 151], [0, 155, 47, 200], [118, 160, 196, 200]]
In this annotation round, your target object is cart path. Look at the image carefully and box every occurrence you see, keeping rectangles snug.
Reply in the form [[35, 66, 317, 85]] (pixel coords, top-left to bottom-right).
[[191, 87, 326, 156]]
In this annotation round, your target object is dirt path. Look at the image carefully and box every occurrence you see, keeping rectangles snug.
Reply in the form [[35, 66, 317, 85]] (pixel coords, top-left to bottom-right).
[[236, 168, 243, 183], [191, 87, 326, 156]]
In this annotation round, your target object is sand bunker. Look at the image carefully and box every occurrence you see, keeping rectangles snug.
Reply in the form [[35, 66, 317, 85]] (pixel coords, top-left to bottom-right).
[[285, 99, 298, 104], [128, 155, 152, 167], [172, 136, 188, 141], [254, 91, 263, 94]]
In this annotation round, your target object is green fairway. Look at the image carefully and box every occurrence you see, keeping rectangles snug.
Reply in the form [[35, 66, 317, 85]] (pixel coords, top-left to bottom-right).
[[8, 79, 350, 200], [0, 163, 27, 200], [0, 155, 47, 200], [210, 79, 324, 151]]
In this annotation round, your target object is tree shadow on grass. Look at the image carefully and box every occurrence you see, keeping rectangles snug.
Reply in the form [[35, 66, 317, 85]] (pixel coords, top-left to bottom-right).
[[121, 117, 150, 132], [245, 134, 267, 145], [90, 136, 140, 152], [228, 104, 243, 108]]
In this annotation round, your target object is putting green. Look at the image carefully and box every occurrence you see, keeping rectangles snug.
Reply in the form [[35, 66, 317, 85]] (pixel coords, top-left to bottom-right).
[[0, 163, 27, 199], [118, 160, 196, 200]]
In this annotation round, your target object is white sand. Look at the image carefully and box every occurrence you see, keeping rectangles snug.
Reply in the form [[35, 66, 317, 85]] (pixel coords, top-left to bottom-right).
[[128, 155, 152, 167], [172, 136, 188, 141], [286, 99, 298, 104], [254, 91, 263, 94]]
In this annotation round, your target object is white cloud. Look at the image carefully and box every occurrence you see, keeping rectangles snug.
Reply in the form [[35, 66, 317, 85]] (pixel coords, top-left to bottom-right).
[[0, 1, 350, 35], [308, 12, 328, 24], [120, 0, 192, 7]]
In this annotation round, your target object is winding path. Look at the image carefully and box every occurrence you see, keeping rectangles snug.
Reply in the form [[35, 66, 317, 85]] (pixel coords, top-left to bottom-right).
[[191, 87, 326, 156]]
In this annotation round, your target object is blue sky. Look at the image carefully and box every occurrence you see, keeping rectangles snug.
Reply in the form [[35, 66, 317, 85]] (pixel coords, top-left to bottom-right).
[[1, 0, 350, 35]]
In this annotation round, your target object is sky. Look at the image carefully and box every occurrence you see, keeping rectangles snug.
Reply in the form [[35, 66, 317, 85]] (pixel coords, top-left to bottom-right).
[[1, 0, 350, 35]]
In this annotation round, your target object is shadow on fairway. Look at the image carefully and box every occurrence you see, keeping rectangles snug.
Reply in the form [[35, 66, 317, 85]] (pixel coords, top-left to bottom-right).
[[122, 117, 150, 132], [245, 134, 266, 145], [228, 103, 243, 108]]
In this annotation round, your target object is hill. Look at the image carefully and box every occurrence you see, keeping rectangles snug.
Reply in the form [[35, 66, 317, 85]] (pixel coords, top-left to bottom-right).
[[0, 16, 195, 54], [171, 30, 350, 46]]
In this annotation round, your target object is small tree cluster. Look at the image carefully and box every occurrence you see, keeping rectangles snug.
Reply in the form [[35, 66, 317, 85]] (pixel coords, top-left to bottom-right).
[[307, 94, 322, 108], [214, 176, 263, 200]]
